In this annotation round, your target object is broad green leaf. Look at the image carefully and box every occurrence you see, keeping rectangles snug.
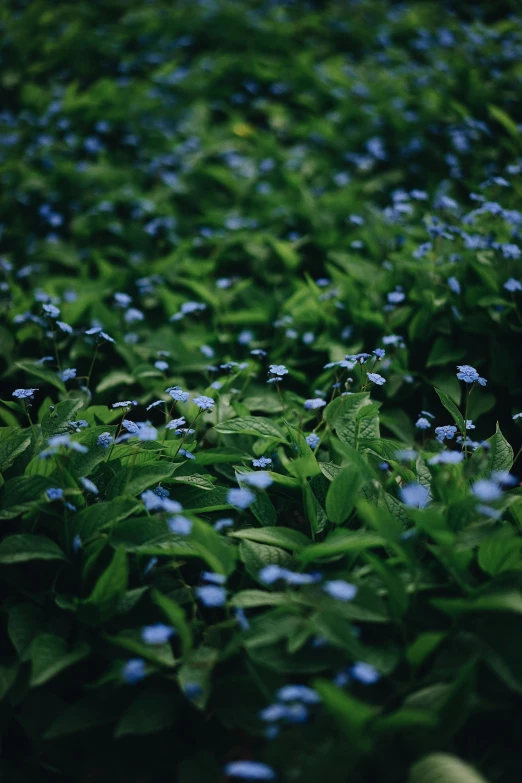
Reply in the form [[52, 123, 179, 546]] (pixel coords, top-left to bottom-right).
[[325, 465, 362, 524], [0, 534, 65, 564], [115, 687, 176, 737], [105, 463, 177, 500], [214, 416, 287, 442], [485, 423, 513, 474], [0, 475, 56, 519], [152, 590, 193, 657], [239, 540, 293, 581], [40, 398, 83, 439], [434, 388, 465, 434], [229, 527, 310, 551], [408, 753, 489, 783], [80, 547, 128, 624], [15, 361, 66, 393], [0, 431, 31, 472], [44, 696, 119, 739], [300, 530, 386, 563], [30, 634, 90, 686], [478, 531, 522, 576]]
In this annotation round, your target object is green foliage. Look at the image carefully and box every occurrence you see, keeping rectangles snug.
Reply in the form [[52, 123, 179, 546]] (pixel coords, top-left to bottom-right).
[[1, 0, 522, 781]]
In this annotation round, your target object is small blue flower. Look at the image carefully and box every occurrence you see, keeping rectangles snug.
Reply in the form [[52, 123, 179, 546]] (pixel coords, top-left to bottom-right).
[[252, 457, 272, 468], [235, 607, 250, 630], [240, 471, 273, 489], [97, 432, 113, 448], [305, 433, 320, 449], [448, 276, 461, 294], [214, 517, 234, 532], [224, 761, 276, 781], [435, 425, 457, 442], [183, 682, 203, 700], [513, 413, 522, 420], [42, 303, 60, 318], [154, 360, 169, 371], [124, 308, 144, 323], [504, 277, 522, 292], [56, 320, 73, 333], [196, 584, 227, 607], [387, 291, 405, 304], [12, 388, 39, 399], [350, 662, 380, 684], [400, 483, 429, 508], [72, 534, 82, 553], [59, 368, 77, 382], [166, 386, 189, 402], [323, 580, 358, 601], [179, 448, 195, 460], [415, 417, 431, 430], [304, 398, 327, 410], [228, 487, 255, 508], [367, 372, 386, 385], [193, 395, 215, 411], [259, 564, 287, 585], [456, 365, 486, 385], [168, 515, 193, 535], [268, 364, 288, 377], [202, 571, 226, 585], [472, 480, 502, 503], [428, 451, 464, 465], [122, 658, 146, 684], [80, 477, 98, 494], [141, 623, 175, 645], [276, 685, 320, 704], [373, 348, 386, 358], [46, 488, 63, 501]]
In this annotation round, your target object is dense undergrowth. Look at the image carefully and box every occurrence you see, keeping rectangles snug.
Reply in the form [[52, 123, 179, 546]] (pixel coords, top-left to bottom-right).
[[1, 1, 522, 781]]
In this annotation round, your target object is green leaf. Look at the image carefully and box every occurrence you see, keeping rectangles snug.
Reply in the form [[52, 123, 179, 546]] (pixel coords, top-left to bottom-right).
[[44, 696, 119, 739], [229, 527, 310, 551], [324, 393, 379, 446], [313, 679, 379, 751], [152, 590, 193, 657], [0, 475, 56, 519], [105, 463, 177, 500], [40, 398, 84, 439], [299, 530, 386, 563], [408, 753, 490, 783], [478, 531, 522, 576], [325, 465, 362, 524], [0, 431, 31, 472], [239, 540, 293, 581], [230, 590, 292, 608], [214, 416, 287, 442], [434, 388, 465, 434], [8, 604, 45, 660], [115, 687, 176, 737], [71, 499, 140, 540], [485, 423, 513, 474], [15, 361, 66, 393], [30, 634, 90, 687], [178, 646, 219, 710], [80, 548, 129, 624], [0, 534, 66, 564]]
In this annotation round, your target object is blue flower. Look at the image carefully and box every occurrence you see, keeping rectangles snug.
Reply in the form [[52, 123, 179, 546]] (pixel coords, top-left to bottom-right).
[[59, 368, 77, 382], [56, 320, 73, 333], [122, 658, 146, 684], [428, 451, 464, 465], [415, 417, 431, 429], [227, 487, 255, 508], [491, 471, 518, 487], [224, 761, 276, 781], [456, 365, 487, 385], [240, 471, 273, 489], [155, 360, 169, 371], [350, 662, 380, 684], [166, 386, 190, 402], [476, 505, 503, 520], [193, 395, 215, 411], [46, 488, 63, 501], [202, 571, 226, 585], [214, 517, 234, 532], [80, 477, 98, 494], [235, 607, 250, 630], [367, 372, 386, 385], [276, 685, 320, 704], [141, 490, 182, 514], [97, 432, 113, 448], [252, 457, 272, 468], [179, 448, 195, 460], [42, 303, 60, 318], [513, 413, 522, 420], [142, 623, 175, 645], [168, 515, 193, 535], [12, 388, 38, 399], [259, 564, 287, 585], [504, 277, 522, 292], [268, 364, 288, 376], [448, 276, 461, 294], [472, 480, 502, 503], [304, 398, 327, 410], [305, 433, 320, 449], [72, 534, 82, 553], [196, 584, 227, 607], [124, 308, 144, 323], [323, 580, 358, 601], [400, 483, 429, 508], [373, 348, 386, 358], [387, 291, 405, 304], [434, 425, 457, 442]]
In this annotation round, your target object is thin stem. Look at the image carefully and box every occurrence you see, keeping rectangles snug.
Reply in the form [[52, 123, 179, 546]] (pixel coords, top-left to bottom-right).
[[173, 410, 203, 458], [86, 344, 99, 390]]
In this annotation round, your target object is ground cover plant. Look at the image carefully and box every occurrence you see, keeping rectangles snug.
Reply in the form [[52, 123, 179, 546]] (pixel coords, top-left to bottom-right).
[[1, 0, 522, 781]]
